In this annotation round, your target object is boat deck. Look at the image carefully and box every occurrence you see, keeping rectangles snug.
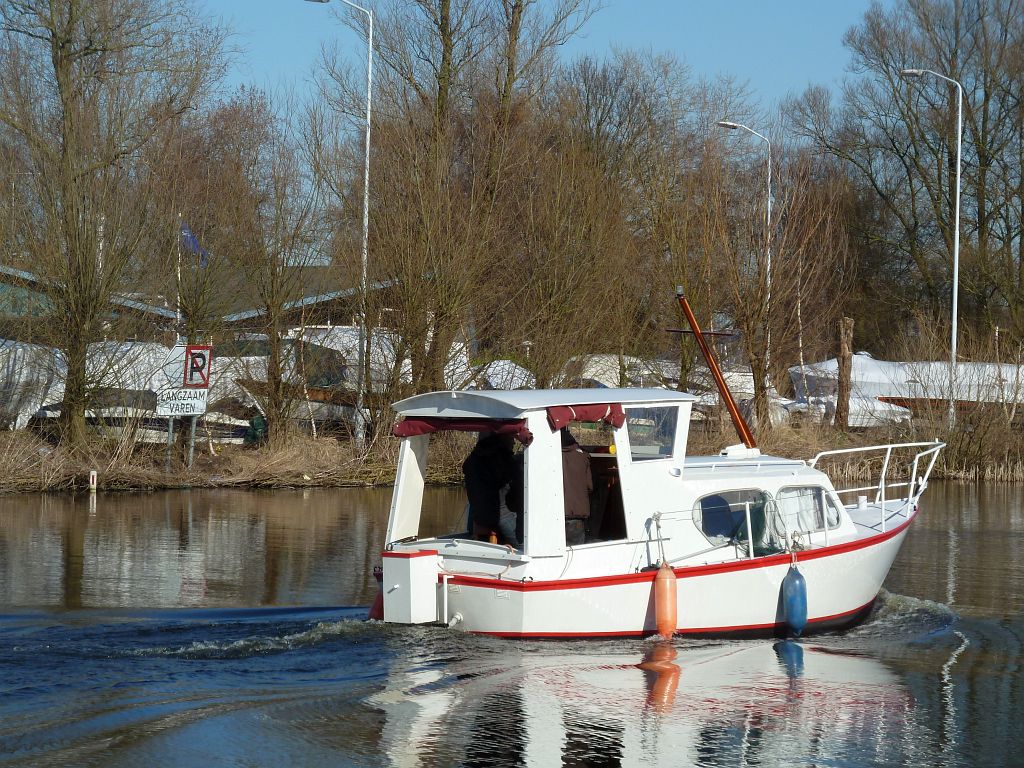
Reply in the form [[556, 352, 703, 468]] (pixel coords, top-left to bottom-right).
[[847, 498, 915, 535]]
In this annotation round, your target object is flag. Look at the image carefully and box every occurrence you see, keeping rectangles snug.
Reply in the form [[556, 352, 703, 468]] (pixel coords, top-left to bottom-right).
[[180, 221, 210, 268]]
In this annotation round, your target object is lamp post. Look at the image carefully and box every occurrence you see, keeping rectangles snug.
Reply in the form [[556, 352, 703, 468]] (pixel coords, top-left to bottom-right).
[[307, 0, 373, 447], [717, 120, 773, 378], [900, 68, 962, 430]]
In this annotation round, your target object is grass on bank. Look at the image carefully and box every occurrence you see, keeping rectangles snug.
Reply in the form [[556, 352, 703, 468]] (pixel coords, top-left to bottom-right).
[[1, 403, 1023, 494]]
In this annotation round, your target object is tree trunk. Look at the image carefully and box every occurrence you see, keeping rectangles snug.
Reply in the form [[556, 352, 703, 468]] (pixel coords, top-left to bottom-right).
[[835, 316, 854, 430], [266, 308, 288, 445], [59, 324, 90, 449], [745, 330, 770, 432]]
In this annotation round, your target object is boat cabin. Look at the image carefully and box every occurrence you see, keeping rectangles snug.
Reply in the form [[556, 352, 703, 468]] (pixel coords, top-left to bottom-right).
[[388, 388, 700, 556], [386, 388, 858, 563]]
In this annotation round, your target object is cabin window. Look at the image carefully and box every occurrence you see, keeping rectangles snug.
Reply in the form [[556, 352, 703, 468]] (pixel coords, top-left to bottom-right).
[[393, 431, 527, 545], [776, 486, 842, 533], [693, 489, 771, 544], [564, 421, 626, 543], [624, 406, 677, 461]]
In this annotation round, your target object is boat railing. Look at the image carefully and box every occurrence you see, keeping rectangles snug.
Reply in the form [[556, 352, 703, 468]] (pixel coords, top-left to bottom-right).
[[684, 458, 808, 472], [808, 440, 945, 532]]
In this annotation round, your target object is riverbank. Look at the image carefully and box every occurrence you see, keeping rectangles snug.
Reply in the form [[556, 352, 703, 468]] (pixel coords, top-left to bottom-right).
[[0, 418, 1017, 494], [0, 432, 393, 494]]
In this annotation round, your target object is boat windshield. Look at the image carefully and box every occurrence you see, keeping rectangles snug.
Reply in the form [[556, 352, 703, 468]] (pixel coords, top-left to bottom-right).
[[624, 406, 677, 461]]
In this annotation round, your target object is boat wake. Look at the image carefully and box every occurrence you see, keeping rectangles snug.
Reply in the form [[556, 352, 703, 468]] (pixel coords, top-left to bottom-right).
[[139, 617, 373, 660], [844, 589, 957, 640]]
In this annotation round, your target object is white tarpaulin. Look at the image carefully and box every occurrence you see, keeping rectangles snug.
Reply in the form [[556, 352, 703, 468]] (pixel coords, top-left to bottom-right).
[[288, 326, 410, 391], [790, 352, 1024, 404], [469, 359, 536, 390], [0, 340, 64, 429], [1, 340, 172, 429], [559, 354, 649, 388], [86, 341, 171, 391], [288, 326, 476, 391], [786, 395, 912, 429]]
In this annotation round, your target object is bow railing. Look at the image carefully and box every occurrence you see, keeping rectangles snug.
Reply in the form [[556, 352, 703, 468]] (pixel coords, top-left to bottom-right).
[[808, 440, 945, 532]]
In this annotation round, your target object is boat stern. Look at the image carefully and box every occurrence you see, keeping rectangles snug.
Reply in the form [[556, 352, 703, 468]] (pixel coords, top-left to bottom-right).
[[382, 549, 440, 624]]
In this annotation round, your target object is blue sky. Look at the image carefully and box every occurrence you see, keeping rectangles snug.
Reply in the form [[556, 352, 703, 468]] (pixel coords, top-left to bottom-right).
[[204, 0, 885, 106]]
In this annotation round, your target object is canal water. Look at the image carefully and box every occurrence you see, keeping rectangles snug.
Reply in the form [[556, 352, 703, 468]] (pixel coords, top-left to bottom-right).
[[0, 483, 1020, 767]]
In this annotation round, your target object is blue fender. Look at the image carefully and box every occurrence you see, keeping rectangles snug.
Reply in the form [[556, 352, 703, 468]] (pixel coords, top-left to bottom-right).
[[782, 565, 808, 637], [774, 640, 804, 678]]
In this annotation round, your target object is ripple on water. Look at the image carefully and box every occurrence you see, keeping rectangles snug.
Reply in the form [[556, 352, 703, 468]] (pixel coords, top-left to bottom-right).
[[840, 589, 957, 642], [131, 617, 380, 660]]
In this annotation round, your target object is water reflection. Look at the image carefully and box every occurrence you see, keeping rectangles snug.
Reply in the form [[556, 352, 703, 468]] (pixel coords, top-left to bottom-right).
[[886, 482, 1024, 618], [1, 482, 1024, 766], [371, 639, 925, 767], [2, 481, 1022, 617], [0, 489, 401, 608], [637, 641, 680, 713], [0, 488, 470, 610]]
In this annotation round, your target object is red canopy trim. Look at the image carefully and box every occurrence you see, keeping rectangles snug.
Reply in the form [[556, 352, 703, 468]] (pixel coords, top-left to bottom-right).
[[393, 416, 533, 445], [546, 403, 625, 431]]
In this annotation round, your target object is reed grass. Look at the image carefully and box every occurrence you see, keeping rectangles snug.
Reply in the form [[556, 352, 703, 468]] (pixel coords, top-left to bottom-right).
[[4, 404, 1024, 495], [0, 432, 76, 493]]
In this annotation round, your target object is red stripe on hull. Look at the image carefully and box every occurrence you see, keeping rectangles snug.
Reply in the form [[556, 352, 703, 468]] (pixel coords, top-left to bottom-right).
[[443, 516, 912, 592]]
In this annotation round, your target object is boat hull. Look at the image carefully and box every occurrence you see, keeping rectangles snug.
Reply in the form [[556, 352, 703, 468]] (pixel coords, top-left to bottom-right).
[[438, 519, 911, 638]]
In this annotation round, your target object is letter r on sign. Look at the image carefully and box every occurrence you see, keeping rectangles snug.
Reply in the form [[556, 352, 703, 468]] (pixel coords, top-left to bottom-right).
[[184, 345, 212, 388]]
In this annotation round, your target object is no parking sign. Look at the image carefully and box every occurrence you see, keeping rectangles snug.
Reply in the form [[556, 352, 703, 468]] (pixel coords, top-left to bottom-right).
[[156, 344, 214, 416], [183, 345, 212, 387]]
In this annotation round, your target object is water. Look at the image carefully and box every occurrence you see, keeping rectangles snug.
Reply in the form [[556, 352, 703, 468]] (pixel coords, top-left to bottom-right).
[[0, 483, 1021, 767]]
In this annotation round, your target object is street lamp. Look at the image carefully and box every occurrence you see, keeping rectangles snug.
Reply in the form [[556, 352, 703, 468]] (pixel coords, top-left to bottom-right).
[[306, 0, 373, 448], [900, 68, 962, 430], [717, 120, 773, 377]]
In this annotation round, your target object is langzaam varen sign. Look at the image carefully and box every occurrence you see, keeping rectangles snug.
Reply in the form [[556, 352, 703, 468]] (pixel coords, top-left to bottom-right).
[[156, 344, 213, 417]]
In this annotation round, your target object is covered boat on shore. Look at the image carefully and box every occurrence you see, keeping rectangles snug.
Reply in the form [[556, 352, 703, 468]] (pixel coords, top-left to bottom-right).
[[377, 385, 943, 638]]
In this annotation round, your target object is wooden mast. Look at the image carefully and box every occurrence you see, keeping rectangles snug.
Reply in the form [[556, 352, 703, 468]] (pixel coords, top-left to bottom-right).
[[674, 287, 757, 449]]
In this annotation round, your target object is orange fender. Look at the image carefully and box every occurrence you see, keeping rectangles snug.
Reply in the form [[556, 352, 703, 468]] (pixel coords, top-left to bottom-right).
[[654, 562, 677, 639]]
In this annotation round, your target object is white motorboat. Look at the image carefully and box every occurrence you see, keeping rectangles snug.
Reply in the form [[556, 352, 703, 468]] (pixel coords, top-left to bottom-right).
[[375, 291, 944, 638], [378, 387, 942, 638]]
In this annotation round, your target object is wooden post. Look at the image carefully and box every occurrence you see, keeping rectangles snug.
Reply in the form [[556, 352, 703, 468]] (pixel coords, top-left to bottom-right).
[[835, 317, 854, 430], [165, 416, 175, 472], [187, 415, 197, 468]]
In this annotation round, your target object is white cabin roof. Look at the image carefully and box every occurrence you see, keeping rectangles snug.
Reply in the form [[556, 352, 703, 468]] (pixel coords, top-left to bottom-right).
[[393, 387, 696, 419]]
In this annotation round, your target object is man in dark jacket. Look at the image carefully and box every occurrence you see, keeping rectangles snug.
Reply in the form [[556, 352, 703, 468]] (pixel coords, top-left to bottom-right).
[[561, 428, 592, 545], [462, 432, 517, 542]]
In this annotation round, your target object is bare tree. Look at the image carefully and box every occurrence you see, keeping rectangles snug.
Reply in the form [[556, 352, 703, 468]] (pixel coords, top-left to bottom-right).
[[142, 109, 254, 346], [790, 0, 1024, 348], [306, 0, 602, 441], [479, 128, 631, 387], [202, 90, 327, 444], [0, 0, 226, 446], [685, 135, 850, 428]]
